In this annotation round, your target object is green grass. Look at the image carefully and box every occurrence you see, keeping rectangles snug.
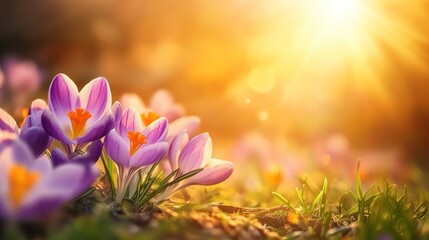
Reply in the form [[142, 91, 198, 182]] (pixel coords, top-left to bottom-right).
[[2, 163, 428, 240], [270, 164, 429, 239]]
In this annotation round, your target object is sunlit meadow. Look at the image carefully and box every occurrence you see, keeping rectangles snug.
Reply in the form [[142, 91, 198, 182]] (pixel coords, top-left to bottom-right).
[[0, 0, 429, 239]]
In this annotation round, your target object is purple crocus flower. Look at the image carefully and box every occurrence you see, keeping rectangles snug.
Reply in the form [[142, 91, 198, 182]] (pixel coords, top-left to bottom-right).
[[160, 131, 234, 200], [104, 107, 169, 202], [0, 139, 98, 220], [41, 74, 120, 147], [0, 99, 52, 157]]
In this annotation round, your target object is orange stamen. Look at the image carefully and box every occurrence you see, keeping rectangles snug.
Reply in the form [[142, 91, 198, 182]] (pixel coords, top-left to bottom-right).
[[68, 108, 92, 139], [266, 165, 283, 187], [20, 108, 29, 128], [140, 112, 160, 126], [128, 131, 147, 155], [9, 164, 40, 209]]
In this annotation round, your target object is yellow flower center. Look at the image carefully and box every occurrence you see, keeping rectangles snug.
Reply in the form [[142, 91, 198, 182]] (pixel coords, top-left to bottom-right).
[[128, 131, 147, 155], [9, 164, 41, 209], [140, 112, 160, 126], [68, 108, 92, 139]]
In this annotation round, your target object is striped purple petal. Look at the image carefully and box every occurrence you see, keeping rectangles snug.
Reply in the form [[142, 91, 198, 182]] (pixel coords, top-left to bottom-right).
[[168, 129, 189, 171], [178, 133, 212, 173], [48, 74, 79, 128], [129, 142, 168, 168], [183, 159, 234, 187], [0, 108, 18, 134], [41, 109, 73, 145], [116, 107, 143, 141], [78, 77, 112, 123], [142, 117, 168, 144]]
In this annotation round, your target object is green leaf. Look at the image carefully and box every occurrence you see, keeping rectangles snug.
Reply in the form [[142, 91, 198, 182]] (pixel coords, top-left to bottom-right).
[[319, 178, 328, 217], [339, 204, 359, 219], [272, 192, 294, 209], [158, 169, 180, 187], [100, 152, 116, 199], [295, 187, 306, 212], [363, 182, 376, 199], [137, 168, 204, 209], [311, 191, 323, 214], [356, 162, 363, 201]]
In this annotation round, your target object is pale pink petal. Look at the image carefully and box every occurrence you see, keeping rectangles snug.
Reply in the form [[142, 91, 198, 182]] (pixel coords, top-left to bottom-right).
[[184, 159, 234, 186], [120, 93, 146, 113], [167, 116, 200, 140], [149, 89, 185, 121], [168, 129, 189, 172]]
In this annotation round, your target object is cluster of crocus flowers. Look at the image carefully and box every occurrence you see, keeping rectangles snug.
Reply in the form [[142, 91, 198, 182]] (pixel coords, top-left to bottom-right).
[[0, 72, 234, 220]]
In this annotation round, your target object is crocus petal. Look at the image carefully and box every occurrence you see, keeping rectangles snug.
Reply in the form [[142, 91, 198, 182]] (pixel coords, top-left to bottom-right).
[[160, 160, 173, 176], [178, 133, 212, 173], [30, 155, 53, 177], [41, 109, 73, 145], [0, 130, 17, 145], [105, 130, 130, 167], [149, 90, 185, 121], [112, 101, 122, 125], [79, 77, 112, 122], [7, 139, 36, 167], [72, 140, 103, 165], [19, 163, 96, 219], [22, 99, 48, 131], [116, 107, 143, 140], [21, 111, 40, 131], [168, 129, 189, 171], [129, 142, 168, 168], [183, 159, 234, 187], [0, 142, 48, 218], [19, 127, 52, 157], [142, 117, 168, 144], [120, 93, 146, 113], [0, 146, 14, 218], [167, 116, 201, 140], [74, 109, 116, 144], [29, 99, 47, 114], [78, 165, 99, 195], [0, 108, 18, 134], [50, 148, 70, 167], [48, 74, 79, 127]]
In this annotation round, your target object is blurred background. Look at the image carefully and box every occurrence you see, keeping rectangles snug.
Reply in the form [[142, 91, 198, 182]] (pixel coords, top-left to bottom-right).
[[1, 0, 429, 188]]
